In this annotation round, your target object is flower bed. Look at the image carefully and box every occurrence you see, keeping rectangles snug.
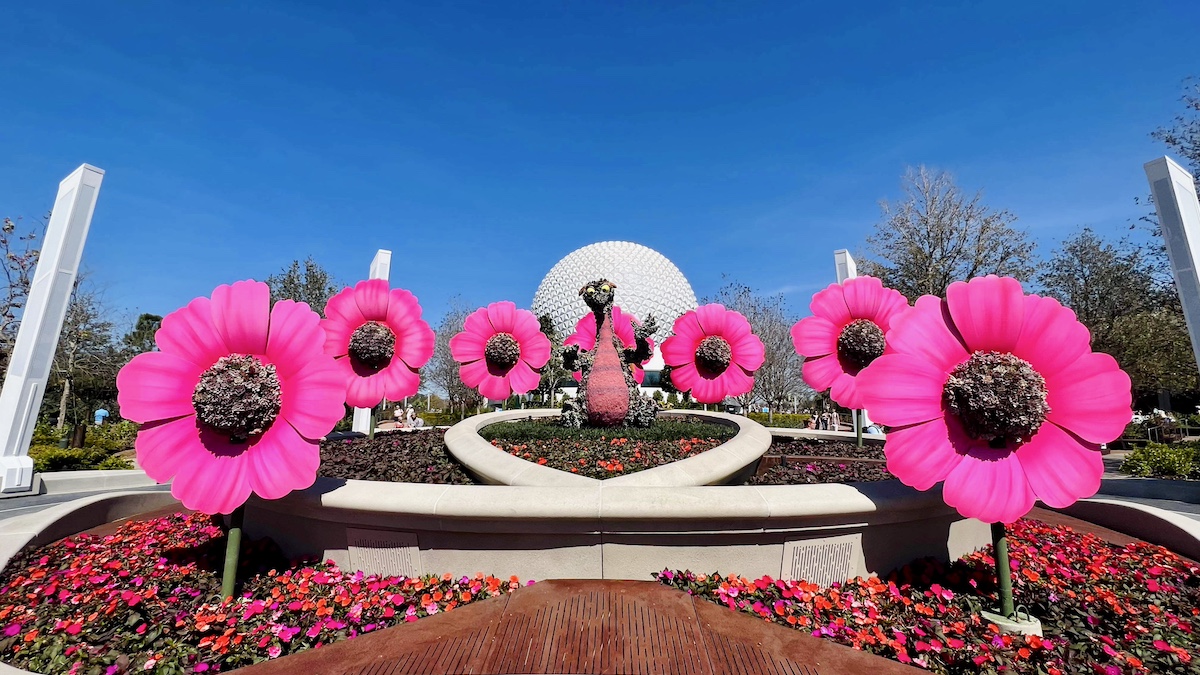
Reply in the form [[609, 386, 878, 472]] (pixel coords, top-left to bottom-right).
[[657, 519, 1200, 674], [0, 513, 527, 673], [319, 430, 479, 484], [768, 436, 886, 460], [749, 459, 893, 485], [480, 419, 735, 478]]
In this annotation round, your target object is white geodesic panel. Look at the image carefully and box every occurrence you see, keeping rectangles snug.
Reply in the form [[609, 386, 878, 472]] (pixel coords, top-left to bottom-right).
[[531, 241, 698, 344]]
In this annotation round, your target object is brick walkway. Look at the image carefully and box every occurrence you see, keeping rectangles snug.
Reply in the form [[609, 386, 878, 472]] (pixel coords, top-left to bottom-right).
[[232, 579, 920, 675]]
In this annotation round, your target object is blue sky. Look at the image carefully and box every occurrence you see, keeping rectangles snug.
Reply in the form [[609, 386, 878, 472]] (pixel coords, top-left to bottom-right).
[[1, 1, 1197, 328]]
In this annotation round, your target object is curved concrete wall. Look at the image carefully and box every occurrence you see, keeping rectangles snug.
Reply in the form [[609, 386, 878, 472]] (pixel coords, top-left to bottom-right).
[[244, 477, 991, 584], [444, 408, 772, 487]]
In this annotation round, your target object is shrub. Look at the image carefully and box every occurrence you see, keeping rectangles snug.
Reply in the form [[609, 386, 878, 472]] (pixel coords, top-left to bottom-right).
[[83, 421, 139, 452], [1120, 442, 1199, 479], [28, 446, 110, 473], [30, 422, 63, 447], [97, 455, 135, 470], [479, 417, 735, 443], [748, 412, 811, 428]]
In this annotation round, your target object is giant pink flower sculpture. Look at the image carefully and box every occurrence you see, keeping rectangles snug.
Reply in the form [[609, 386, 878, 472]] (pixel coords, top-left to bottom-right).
[[322, 279, 435, 408], [661, 304, 765, 404], [565, 305, 655, 384], [791, 276, 909, 409], [856, 276, 1133, 523], [116, 281, 345, 515], [450, 301, 551, 400]]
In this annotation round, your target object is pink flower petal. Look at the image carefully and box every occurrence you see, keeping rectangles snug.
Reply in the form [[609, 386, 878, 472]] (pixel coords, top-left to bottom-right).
[[942, 450, 1036, 524], [278, 358, 345, 439], [210, 280, 271, 355], [462, 307, 494, 340], [266, 300, 326, 378], [695, 304, 729, 335], [519, 330, 552, 369], [714, 366, 754, 399], [1045, 352, 1133, 444], [1012, 295, 1092, 379], [884, 295, 969, 370], [660, 333, 699, 368], [487, 301, 517, 334], [320, 316, 353, 359], [394, 320, 435, 369], [632, 365, 646, 385], [353, 279, 390, 321], [135, 416, 203, 483], [382, 362, 421, 400], [249, 422, 320, 500], [507, 360, 542, 395], [449, 330, 486, 363], [884, 417, 965, 490], [668, 311, 706, 351], [459, 359, 490, 388], [169, 432, 254, 514], [802, 354, 844, 392], [386, 288, 421, 324], [690, 372, 726, 404], [338, 358, 387, 408], [155, 297, 228, 368], [855, 354, 947, 427], [728, 329, 765, 372], [842, 276, 885, 320], [510, 308, 544, 344], [791, 316, 839, 359], [324, 287, 367, 341], [1017, 423, 1103, 508], [669, 362, 700, 393], [478, 372, 512, 401], [611, 306, 636, 347], [945, 276, 1025, 354], [117, 352, 204, 423], [828, 371, 863, 409], [565, 314, 596, 351], [809, 283, 852, 326]]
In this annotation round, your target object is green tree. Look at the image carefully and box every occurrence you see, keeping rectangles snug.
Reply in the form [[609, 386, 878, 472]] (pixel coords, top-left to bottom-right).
[[121, 313, 162, 355], [861, 166, 1036, 299], [535, 313, 570, 406], [0, 215, 46, 374], [46, 279, 120, 429], [265, 257, 340, 315], [424, 299, 483, 418], [1039, 228, 1196, 398]]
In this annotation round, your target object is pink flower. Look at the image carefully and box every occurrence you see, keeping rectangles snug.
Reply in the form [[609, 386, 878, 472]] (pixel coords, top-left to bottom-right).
[[322, 279, 435, 408], [565, 306, 655, 384], [857, 276, 1132, 523], [791, 276, 909, 408], [661, 304, 765, 404], [117, 281, 345, 514], [449, 301, 551, 400]]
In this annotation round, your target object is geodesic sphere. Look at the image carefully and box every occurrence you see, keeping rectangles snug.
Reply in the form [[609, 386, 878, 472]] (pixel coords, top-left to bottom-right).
[[532, 241, 698, 345]]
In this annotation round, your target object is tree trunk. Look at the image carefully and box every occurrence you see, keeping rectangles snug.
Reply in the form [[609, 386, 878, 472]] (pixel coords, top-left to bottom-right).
[[56, 378, 71, 430], [768, 406, 774, 424]]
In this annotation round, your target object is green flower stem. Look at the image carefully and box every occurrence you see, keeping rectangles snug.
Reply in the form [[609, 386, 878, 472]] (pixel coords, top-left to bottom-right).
[[992, 521, 1015, 618], [221, 505, 245, 600], [368, 407, 376, 441], [855, 410, 863, 448]]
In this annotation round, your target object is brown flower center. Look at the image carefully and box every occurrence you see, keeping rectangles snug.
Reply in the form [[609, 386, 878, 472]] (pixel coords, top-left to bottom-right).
[[695, 335, 732, 377], [943, 351, 1050, 447], [484, 333, 521, 369], [837, 319, 886, 371], [192, 354, 281, 442], [348, 321, 396, 371]]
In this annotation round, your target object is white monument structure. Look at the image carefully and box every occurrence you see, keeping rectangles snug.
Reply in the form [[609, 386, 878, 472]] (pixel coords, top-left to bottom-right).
[[1145, 157, 1200, 375], [0, 164, 104, 493], [352, 249, 392, 435]]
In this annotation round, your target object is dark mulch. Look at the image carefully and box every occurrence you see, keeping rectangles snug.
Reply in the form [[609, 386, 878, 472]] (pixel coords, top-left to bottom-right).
[[749, 458, 894, 485], [768, 436, 886, 459], [481, 419, 735, 479], [318, 430, 479, 484]]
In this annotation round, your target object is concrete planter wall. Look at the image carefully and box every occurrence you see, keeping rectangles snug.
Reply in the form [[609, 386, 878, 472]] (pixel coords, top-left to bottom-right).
[[244, 478, 990, 585], [444, 408, 773, 487]]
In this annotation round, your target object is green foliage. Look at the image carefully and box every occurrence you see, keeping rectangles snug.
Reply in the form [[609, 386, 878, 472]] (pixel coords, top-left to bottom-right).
[[31, 422, 63, 446], [479, 417, 735, 443], [28, 446, 111, 473], [121, 313, 162, 355], [747, 412, 811, 428], [264, 257, 340, 316], [1120, 442, 1200, 479], [97, 455, 135, 470], [84, 421, 139, 452]]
